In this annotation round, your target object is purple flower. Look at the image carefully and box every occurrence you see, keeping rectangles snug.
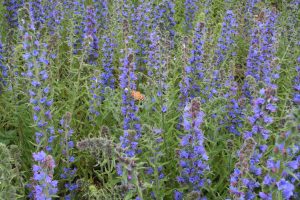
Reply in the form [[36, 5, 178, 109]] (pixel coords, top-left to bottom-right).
[[178, 99, 210, 196], [184, 0, 199, 32], [180, 22, 206, 107], [277, 179, 294, 199], [3, 0, 24, 28], [214, 10, 238, 66], [84, 6, 99, 65], [30, 152, 58, 199], [33, 151, 46, 162]]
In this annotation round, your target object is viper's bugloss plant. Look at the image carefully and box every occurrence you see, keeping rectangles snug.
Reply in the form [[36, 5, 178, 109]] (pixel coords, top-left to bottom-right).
[[3, 0, 24, 28], [44, 0, 62, 35], [147, 30, 168, 113], [93, 0, 109, 30], [1, 1, 300, 199], [84, 6, 99, 66], [119, 51, 141, 157], [19, 8, 55, 152], [176, 98, 210, 199], [152, 0, 176, 48], [0, 38, 8, 93], [184, 0, 199, 33], [293, 55, 300, 104], [58, 112, 77, 199], [180, 22, 206, 107], [214, 10, 238, 66], [72, 0, 85, 55], [29, 151, 58, 200], [132, 0, 152, 69]]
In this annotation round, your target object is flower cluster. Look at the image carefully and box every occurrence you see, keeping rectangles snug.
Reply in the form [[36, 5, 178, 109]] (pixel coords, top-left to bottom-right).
[[244, 0, 260, 36], [229, 137, 257, 199], [44, 0, 62, 35], [184, 0, 199, 32], [143, 128, 165, 199], [93, 0, 109, 30], [243, 9, 279, 98], [119, 51, 141, 157], [176, 99, 210, 199], [0, 39, 8, 93], [100, 34, 116, 90], [214, 10, 238, 66], [132, 0, 152, 69], [30, 151, 58, 200], [58, 112, 77, 200], [20, 15, 55, 152], [293, 55, 300, 104], [224, 81, 244, 135], [152, 0, 176, 48], [180, 22, 206, 107], [89, 34, 116, 117], [3, 0, 24, 28], [260, 10, 279, 88], [147, 31, 168, 113], [84, 5, 102, 120], [84, 6, 99, 65], [29, 0, 45, 30], [72, 0, 85, 55], [259, 108, 300, 199]]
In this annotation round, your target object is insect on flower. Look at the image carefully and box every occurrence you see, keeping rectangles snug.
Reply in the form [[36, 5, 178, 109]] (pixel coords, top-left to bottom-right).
[[131, 90, 145, 101], [125, 88, 145, 101]]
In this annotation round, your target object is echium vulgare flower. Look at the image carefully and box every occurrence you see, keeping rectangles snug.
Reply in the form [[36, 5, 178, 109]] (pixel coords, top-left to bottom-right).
[[3, 0, 24, 28], [100, 34, 116, 90], [93, 0, 109, 30], [29, 0, 45, 30], [176, 98, 210, 199], [43, 0, 62, 35], [84, 5, 99, 66], [19, 10, 55, 152], [229, 137, 257, 199], [214, 10, 238, 66], [238, 86, 278, 199], [58, 112, 78, 200], [88, 34, 116, 119], [147, 30, 168, 113], [224, 81, 244, 136], [119, 49, 141, 157], [152, 0, 176, 48], [29, 151, 58, 200], [284, 1, 300, 42], [84, 6, 101, 120], [72, 0, 85, 55], [245, 0, 260, 16], [89, 34, 116, 115], [244, 0, 260, 36], [260, 10, 279, 88], [179, 22, 206, 107], [0, 38, 8, 93], [132, 0, 152, 69], [243, 18, 262, 98], [243, 9, 279, 99], [293, 55, 300, 104], [259, 109, 300, 199], [144, 128, 165, 199], [118, 47, 142, 199], [184, 0, 199, 33]]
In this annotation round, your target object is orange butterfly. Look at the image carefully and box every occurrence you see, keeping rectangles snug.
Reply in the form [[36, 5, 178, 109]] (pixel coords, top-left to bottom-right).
[[131, 90, 145, 101]]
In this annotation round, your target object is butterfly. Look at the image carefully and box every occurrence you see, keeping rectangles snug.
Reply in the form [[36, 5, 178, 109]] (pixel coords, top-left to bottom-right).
[[131, 90, 145, 101]]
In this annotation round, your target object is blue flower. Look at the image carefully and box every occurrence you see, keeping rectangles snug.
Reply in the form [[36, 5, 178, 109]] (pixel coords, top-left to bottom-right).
[[33, 151, 46, 162], [277, 179, 294, 199]]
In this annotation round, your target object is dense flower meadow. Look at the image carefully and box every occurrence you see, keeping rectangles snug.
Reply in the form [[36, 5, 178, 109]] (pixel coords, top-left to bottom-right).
[[0, 0, 299, 199]]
